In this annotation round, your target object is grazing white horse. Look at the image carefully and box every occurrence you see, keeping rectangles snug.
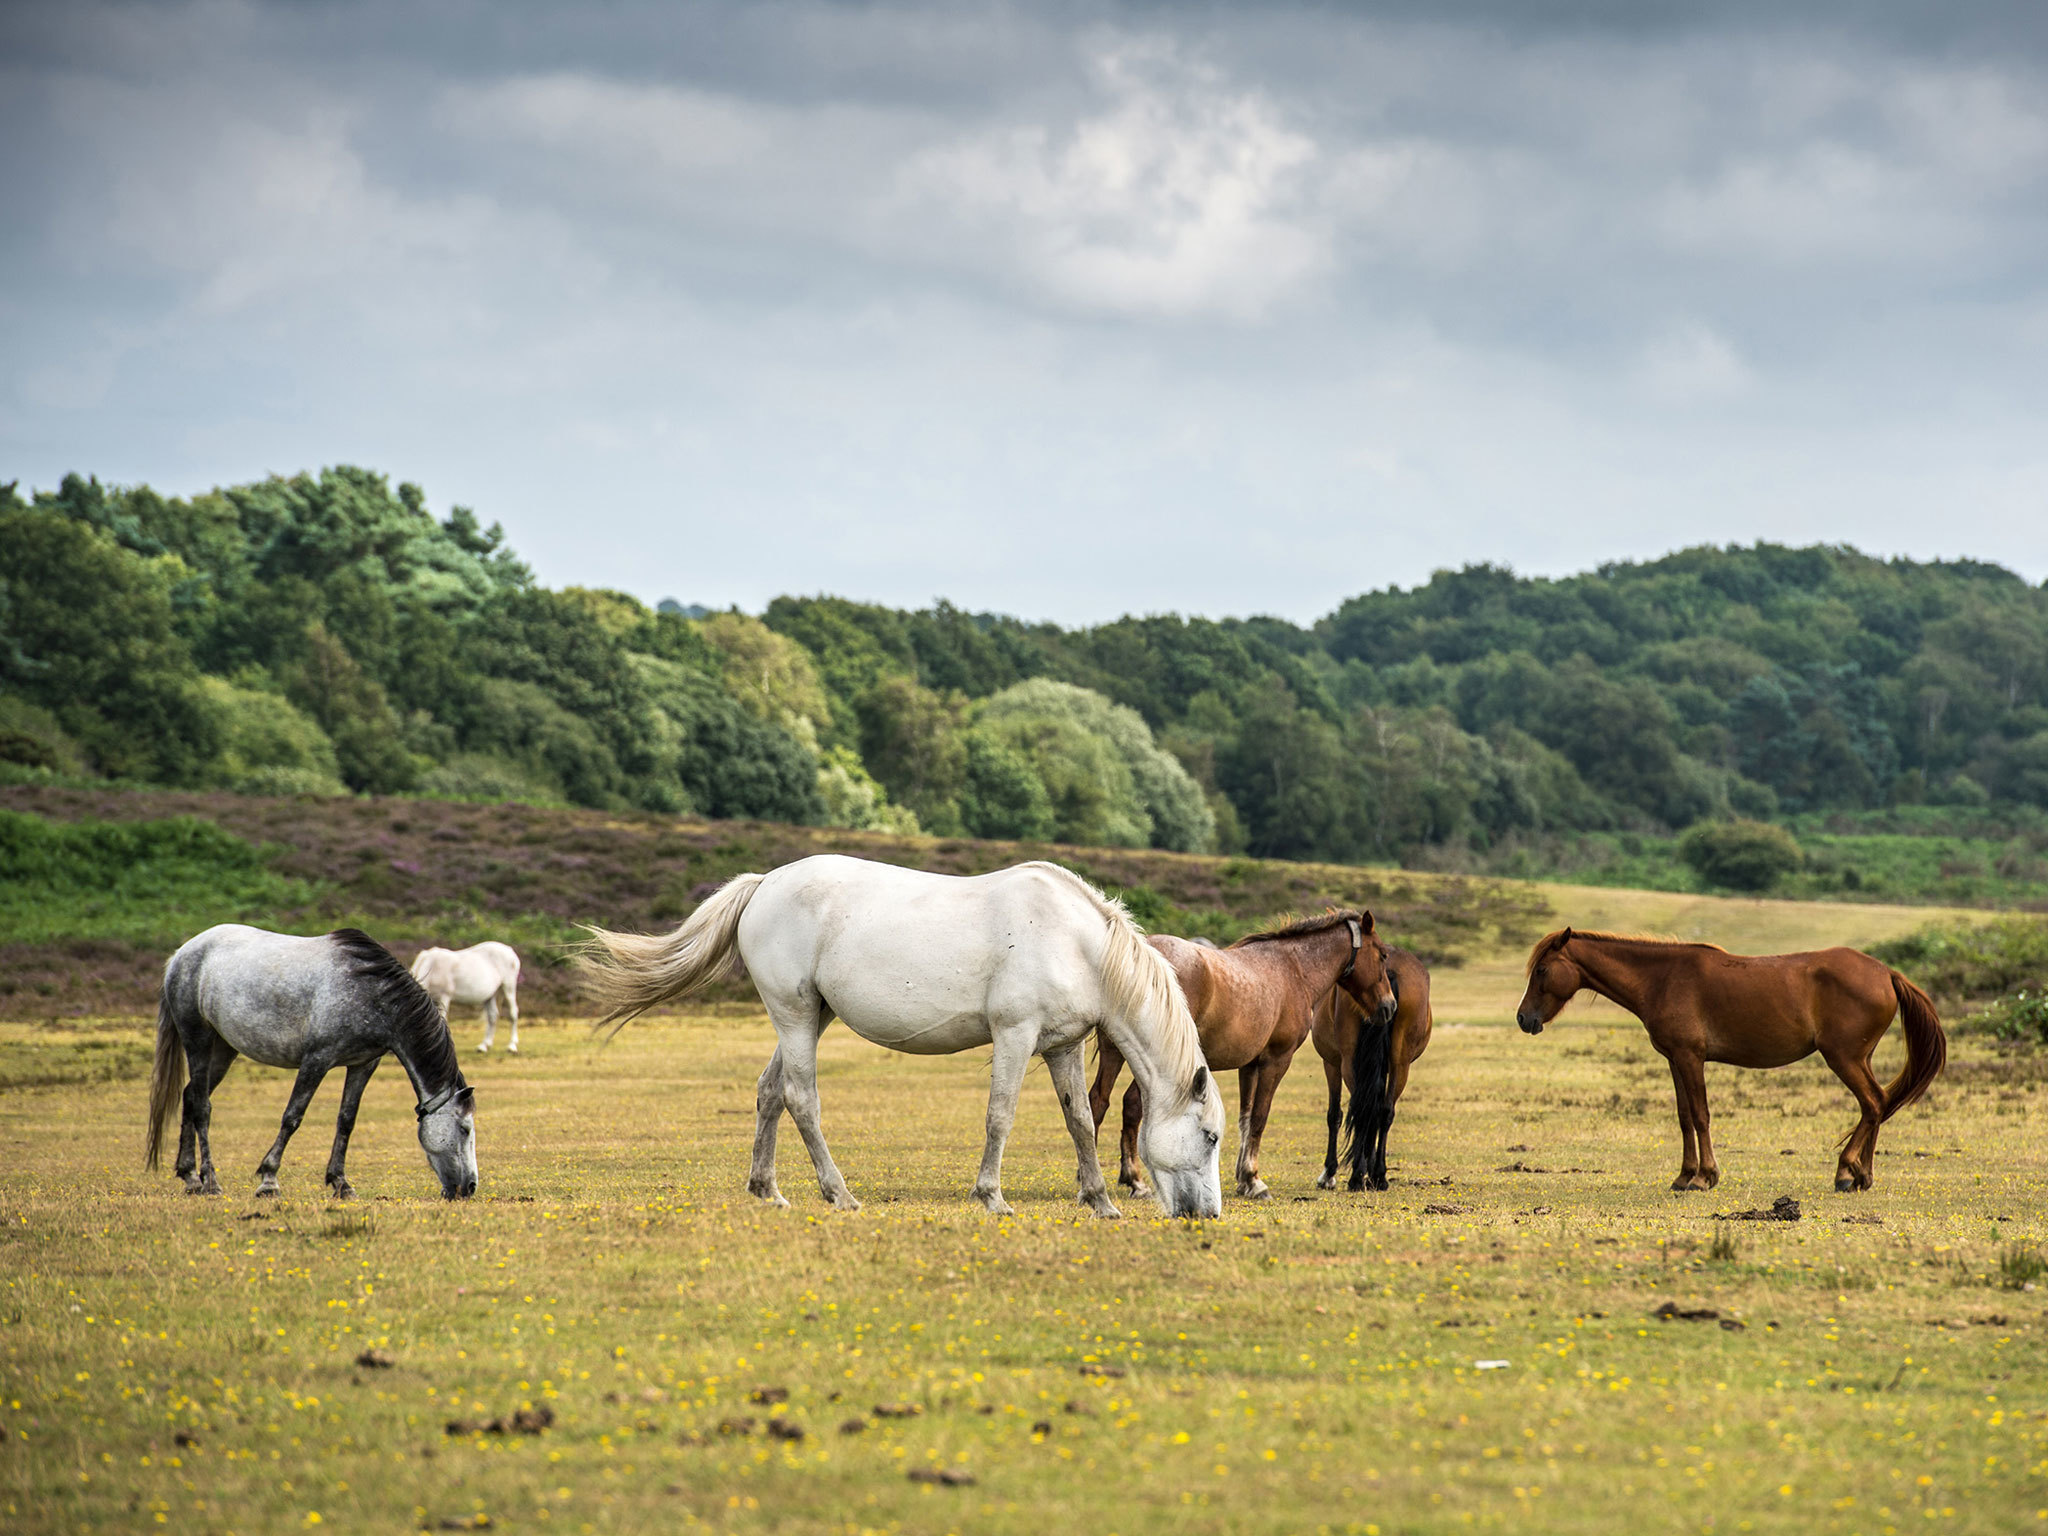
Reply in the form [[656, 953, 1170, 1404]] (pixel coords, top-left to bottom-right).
[[410, 942, 522, 1053], [583, 855, 1225, 1218]]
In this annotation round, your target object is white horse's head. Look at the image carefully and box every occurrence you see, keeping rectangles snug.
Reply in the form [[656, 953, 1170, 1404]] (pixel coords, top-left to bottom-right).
[[417, 1085, 477, 1198], [1141, 1064, 1225, 1218]]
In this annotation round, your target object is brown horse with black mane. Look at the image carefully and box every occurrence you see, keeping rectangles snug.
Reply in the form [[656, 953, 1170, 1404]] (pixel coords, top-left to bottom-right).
[[1514, 929, 1946, 1192], [1312, 944, 1433, 1191], [1090, 911, 1396, 1200]]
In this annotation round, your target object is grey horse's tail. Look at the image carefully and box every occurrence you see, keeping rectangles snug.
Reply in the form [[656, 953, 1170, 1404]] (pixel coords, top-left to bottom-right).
[[145, 988, 185, 1170], [581, 872, 767, 1033]]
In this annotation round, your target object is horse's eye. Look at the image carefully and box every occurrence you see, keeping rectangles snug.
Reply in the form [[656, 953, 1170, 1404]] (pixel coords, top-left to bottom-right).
[[1205, 1130, 1219, 1147]]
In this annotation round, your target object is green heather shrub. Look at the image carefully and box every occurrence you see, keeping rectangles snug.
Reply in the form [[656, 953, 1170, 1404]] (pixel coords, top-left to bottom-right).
[[1678, 818, 1804, 891], [0, 808, 316, 944]]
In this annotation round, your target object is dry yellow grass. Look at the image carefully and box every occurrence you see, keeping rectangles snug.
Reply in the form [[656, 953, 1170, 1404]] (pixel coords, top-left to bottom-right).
[[0, 881, 2041, 1535]]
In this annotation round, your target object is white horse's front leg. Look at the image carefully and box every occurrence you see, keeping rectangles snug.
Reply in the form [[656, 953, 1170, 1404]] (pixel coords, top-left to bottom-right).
[[1046, 1042, 1120, 1219], [478, 996, 496, 1053], [972, 1031, 1034, 1217], [773, 1018, 860, 1211], [747, 1044, 790, 1208]]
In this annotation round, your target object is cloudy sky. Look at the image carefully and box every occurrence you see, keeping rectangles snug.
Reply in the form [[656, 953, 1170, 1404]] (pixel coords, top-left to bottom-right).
[[3, 2, 2044, 624]]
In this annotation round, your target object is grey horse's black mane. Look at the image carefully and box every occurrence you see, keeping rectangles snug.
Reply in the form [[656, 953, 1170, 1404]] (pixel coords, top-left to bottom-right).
[[327, 928, 463, 1095]]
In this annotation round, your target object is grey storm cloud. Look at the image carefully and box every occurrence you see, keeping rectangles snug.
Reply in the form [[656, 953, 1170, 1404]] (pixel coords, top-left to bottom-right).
[[2, 1, 2044, 623]]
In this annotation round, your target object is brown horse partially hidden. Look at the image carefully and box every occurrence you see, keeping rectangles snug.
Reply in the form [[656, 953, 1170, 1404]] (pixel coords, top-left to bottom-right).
[[1090, 912, 1396, 1200], [1514, 929, 1946, 1193], [1312, 945, 1433, 1191]]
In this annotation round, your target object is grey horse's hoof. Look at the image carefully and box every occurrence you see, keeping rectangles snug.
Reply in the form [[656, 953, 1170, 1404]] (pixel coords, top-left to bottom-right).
[[327, 1180, 354, 1201]]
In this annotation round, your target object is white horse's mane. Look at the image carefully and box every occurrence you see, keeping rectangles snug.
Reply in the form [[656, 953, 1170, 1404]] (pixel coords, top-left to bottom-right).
[[1017, 861, 1206, 1103]]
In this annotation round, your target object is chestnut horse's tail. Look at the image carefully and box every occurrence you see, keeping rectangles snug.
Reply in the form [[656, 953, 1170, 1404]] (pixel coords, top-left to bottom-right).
[[1880, 971, 1947, 1121], [581, 872, 766, 1034], [145, 988, 186, 1170], [1340, 1002, 1391, 1186]]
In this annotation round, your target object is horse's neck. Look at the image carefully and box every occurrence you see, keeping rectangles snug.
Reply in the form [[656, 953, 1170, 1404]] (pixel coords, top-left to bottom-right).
[[1570, 940, 1649, 1017], [386, 1025, 461, 1104], [1239, 928, 1343, 989], [1098, 1012, 1189, 1108]]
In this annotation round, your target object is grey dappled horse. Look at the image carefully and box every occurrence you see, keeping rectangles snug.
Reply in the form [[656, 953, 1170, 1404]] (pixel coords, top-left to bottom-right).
[[147, 925, 477, 1200]]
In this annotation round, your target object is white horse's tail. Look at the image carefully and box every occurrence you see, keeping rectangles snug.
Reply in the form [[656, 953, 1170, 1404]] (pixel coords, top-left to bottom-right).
[[581, 873, 766, 1033], [1031, 863, 1205, 1110], [409, 949, 433, 984]]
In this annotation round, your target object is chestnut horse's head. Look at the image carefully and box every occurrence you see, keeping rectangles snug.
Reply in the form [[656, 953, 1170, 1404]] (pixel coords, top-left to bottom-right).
[[1335, 912, 1398, 1028], [1515, 928, 1582, 1035]]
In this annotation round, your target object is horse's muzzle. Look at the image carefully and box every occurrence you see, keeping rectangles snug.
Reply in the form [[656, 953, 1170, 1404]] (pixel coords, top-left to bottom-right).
[[446, 1178, 476, 1200], [1516, 1012, 1544, 1035], [1375, 996, 1398, 1027]]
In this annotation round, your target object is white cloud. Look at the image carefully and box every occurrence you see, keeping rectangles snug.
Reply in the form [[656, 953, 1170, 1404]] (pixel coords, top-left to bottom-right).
[[890, 39, 1326, 318]]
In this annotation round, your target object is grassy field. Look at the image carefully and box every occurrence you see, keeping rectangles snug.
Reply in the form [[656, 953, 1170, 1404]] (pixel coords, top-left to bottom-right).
[[3, 884, 2043, 1536]]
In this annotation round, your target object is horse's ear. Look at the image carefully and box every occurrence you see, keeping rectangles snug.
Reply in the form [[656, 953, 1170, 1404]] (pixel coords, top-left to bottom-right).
[[1190, 1065, 1209, 1099], [1562, 927, 1574, 942], [1359, 911, 1375, 936], [456, 1085, 476, 1109]]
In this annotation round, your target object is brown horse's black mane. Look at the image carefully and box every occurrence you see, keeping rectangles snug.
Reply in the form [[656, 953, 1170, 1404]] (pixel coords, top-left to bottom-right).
[[1526, 928, 1728, 976], [328, 928, 463, 1093], [1230, 910, 1362, 949]]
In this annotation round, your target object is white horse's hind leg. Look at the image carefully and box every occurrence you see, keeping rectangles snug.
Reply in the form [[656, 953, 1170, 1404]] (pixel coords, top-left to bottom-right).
[[747, 1044, 790, 1208], [479, 995, 497, 1053], [767, 1005, 859, 1211], [971, 1030, 1034, 1217], [502, 979, 519, 1053], [1046, 1043, 1120, 1219]]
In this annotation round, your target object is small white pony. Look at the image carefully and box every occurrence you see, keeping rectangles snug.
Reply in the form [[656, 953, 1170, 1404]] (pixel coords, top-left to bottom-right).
[[410, 942, 523, 1053], [583, 854, 1225, 1218]]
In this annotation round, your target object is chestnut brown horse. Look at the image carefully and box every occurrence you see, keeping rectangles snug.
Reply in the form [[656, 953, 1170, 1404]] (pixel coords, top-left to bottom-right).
[[1312, 945, 1433, 1192], [1514, 929, 1946, 1192], [1089, 912, 1396, 1200]]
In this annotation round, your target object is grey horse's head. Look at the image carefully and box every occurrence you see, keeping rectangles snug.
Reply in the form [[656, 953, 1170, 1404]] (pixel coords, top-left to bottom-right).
[[417, 1085, 477, 1198], [1140, 1064, 1225, 1219]]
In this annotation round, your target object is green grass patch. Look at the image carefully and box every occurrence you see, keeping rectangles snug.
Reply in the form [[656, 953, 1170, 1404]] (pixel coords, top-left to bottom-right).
[[0, 807, 324, 946]]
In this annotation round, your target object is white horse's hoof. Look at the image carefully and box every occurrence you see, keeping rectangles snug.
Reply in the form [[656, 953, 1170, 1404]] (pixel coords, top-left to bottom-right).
[[828, 1194, 863, 1213], [507, 1045, 518, 1054], [1084, 1196, 1122, 1220], [750, 1183, 790, 1209], [476, 1043, 489, 1054]]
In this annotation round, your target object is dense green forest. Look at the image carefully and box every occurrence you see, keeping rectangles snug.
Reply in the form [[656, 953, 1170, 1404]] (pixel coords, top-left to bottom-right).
[[5, 467, 2047, 887]]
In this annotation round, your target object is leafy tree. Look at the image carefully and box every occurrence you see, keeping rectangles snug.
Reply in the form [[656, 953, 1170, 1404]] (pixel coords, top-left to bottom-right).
[[957, 733, 1056, 840], [0, 506, 217, 781], [856, 675, 968, 833]]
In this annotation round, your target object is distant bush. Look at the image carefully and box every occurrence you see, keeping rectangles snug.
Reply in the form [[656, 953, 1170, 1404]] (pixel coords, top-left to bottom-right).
[[415, 751, 565, 805], [1872, 915, 2048, 1004], [197, 675, 346, 795], [1678, 819, 1804, 891], [816, 746, 920, 834], [0, 695, 85, 774]]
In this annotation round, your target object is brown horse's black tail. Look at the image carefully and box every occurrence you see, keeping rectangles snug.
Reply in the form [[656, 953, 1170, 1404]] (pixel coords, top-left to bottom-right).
[[145, 990, 185, 1170], [1880, 971, 1946, 1122], [1340, 1005, 1392, 1185]]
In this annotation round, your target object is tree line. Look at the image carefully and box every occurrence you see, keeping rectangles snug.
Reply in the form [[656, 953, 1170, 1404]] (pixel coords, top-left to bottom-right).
[[4, 467, 2046, 864]]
